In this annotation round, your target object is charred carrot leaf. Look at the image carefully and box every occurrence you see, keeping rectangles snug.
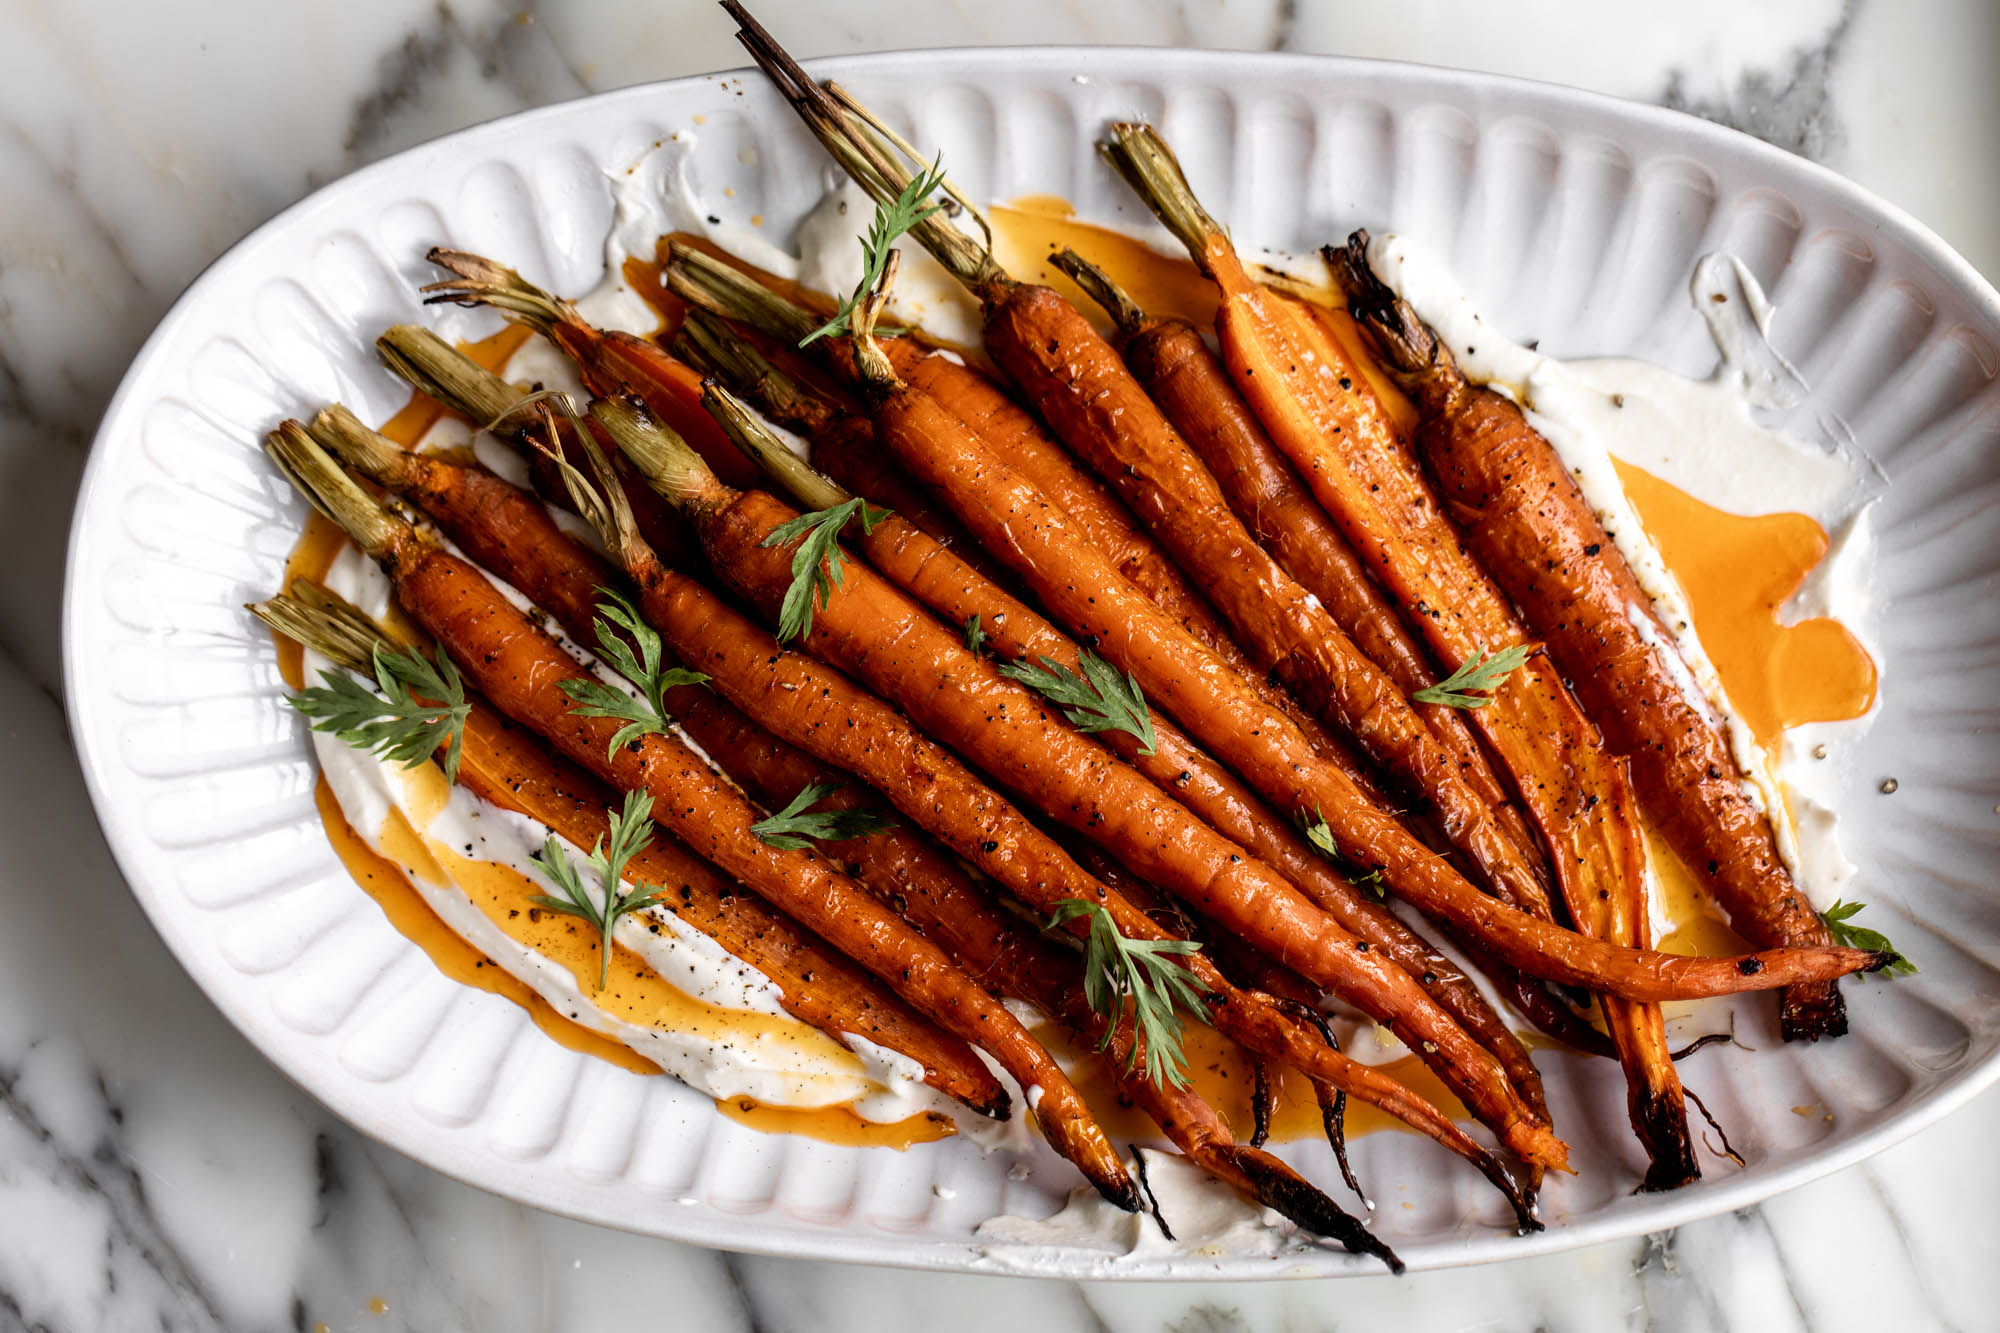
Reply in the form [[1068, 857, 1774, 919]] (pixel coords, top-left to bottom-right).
[[559, 588, 710, 758], [761, 498, 892, 642], [529, 790, 672, 991], [750, 780, 899, 851], [1410, 644, 1534, 709], [1820, 900, 1917, 977], [962, 613, 986, 655], [998, 651, 1157, 755], [292, 640, 469, 781], [799, 154, 950, 347], [1048, 899, 1211, 1089]]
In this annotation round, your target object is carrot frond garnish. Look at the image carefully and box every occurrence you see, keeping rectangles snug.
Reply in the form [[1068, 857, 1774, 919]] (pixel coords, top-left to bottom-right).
[[962, 614, 986, 655], [760, 497, 892, 643], [292, 640, 469, 781], [749, 781, 899, 850], [528, 789, 671, 991], [998, 651, 1156, 755], [558, 587, 710, 757], [1410, 644, 1534, 709], [799, 153, 949, 347], [1297, 807, 1388, 898], [1048, 899, 1211, 1090], [1820, 900, 1917, 978]]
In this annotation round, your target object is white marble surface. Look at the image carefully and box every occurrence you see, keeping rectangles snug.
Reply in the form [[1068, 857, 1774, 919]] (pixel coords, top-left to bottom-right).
[[9, 1, 1999, 1328]]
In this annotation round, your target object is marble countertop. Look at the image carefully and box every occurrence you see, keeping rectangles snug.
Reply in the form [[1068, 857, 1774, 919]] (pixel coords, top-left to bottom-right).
[[8, 1, 1998, 1328]]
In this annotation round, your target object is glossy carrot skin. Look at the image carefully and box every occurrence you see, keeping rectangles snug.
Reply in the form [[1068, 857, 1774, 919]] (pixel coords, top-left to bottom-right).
[[830, 478, 1550, 1115], [348, 443, 1057, 996], [1405, 370, 1844, 1041], [686, 477, 1564, 1171], [985, 285, 1554, 923], [1120, 315, 1550, 918], [371, 532, 1135, 1201], [596, 514, 1530, 1192], [1203, 245, 1693, 1185], [455, 700, 1005, 1108], [855, 358, 1884, 1003]]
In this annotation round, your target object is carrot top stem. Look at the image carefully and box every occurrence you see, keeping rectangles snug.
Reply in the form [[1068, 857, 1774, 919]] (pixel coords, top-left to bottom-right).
[[847, 248, 904, 393], [664, 245, 821, 344], [1049, 248, 1148, 334], [249, 579, 385, 675], [673, 309, 832, 432], [421, 247, 582, 339], [592, 395, 729, 511], [1325, 231, 1453, 392], [824, 79, 995, 254], [264, 420, 408, 557], [1099, 124, 1226, 262], [309, 403, 415, 487], [724, 1, 1004, 295], [376, 324, 527, 428], [702, 384, 852, 513]]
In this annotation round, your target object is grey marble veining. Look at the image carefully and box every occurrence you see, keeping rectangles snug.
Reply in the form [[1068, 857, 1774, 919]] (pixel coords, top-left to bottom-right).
[[6, 2, 1998, 1329]]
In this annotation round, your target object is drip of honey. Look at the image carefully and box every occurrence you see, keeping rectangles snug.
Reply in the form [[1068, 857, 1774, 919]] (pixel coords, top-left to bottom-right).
[[1613, 459, 1877, 748], [719, 1098, 957, 1149]]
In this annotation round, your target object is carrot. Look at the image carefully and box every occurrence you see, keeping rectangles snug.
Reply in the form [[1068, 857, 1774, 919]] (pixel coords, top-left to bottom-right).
[[548, 397, 1544, 1212], [254, 579, 1005, 1112], [374, 323, 701, 573], [419, 248, 764, 492], [664, 245, 1383, 798], [1333, 233, 1847, 1043], [598, 386, 1566, 1175], [1056, 252, 1553, 922], [306, 401, 1055, 999], [1103, 125, 1697, 1188], [262, 421, 1138, 1209], [710, 363, 1555, 1116]]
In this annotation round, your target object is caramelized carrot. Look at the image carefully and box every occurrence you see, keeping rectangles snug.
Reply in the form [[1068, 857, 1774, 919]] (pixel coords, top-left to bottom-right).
[[1057, 254, 1551, 920], [307, 403, 1055, 995], [419, 248, 763, 492], [569, 405, 1543, 1213], [709, 362, 1552, 1114], [262, 421, 1137, 1208], [664, 246, 1381, 795], [256, 580, 1006, 1111], [1334, 235, 1847, 1043], [1104, 125, 1697, 1187]]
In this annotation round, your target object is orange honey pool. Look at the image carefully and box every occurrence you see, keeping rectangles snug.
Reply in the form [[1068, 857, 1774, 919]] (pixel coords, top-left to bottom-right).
[[280, 202, 1876, 1151]]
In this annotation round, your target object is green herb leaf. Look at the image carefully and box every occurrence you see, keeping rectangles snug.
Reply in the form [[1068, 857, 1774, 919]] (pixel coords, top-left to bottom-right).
[[1410, 644, 1534, 709], [997, 651, 1156, 755], [749, 780, 899, 851], [963, 614, 986, 655], [559, 588, 709, 759], [759, 498, 891, 642], [799, 154, 950, 347], [528, 790, 672, 991], [1296, 806, 1388, 898], [1820, 899, 1917, 978], [292, 641, 470, 781], [1048, 898, 1211, 1089]]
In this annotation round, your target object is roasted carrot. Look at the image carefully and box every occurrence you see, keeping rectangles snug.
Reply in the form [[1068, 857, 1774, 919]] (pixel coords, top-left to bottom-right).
[[1333, 233, 1848, 1043], [254, 579, 1006, 1111], [306, 401, 1057, 995], [262, 421, 1139, 1208], [597, 384, 1567, 1174], [1055, 251, 1552, 919], [1103, 125, 1697, 1188], [664, 245, 1381, 796], [708, 359, 1556, 1115], [419, 248, 764, 493], [374, 323, 702, 573], [562, 400, 1543, 1216]]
